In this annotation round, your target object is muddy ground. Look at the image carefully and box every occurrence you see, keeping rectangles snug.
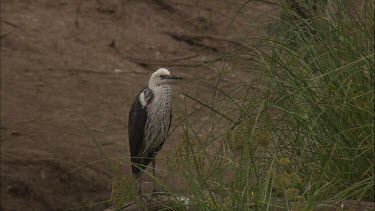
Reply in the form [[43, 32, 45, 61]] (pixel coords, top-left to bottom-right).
[[1, 0, 276, 210]]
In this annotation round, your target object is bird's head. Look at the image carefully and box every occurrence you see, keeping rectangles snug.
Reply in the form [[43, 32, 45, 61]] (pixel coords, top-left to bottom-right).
[[148, 68, 182, 88]]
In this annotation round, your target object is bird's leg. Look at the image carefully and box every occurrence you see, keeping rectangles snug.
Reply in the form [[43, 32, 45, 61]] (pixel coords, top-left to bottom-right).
[[152, 156, 157, 193], [137, 174, 142, 195]]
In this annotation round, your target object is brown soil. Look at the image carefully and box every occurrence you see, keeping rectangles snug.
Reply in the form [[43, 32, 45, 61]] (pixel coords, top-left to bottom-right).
[[1, 1, 276, 210]]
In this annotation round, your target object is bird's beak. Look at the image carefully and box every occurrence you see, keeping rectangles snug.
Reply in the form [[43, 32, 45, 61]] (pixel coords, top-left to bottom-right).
[[161, 75, 183, 80]]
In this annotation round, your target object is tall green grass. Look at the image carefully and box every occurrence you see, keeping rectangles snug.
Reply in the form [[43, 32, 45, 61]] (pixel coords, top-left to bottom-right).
[[112, 1, 374, 210], [168, 0, 374, 210], [255, 0, 374, 205]]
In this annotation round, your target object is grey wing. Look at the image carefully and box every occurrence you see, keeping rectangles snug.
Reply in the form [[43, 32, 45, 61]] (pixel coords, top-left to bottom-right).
[[128, 93, 147, 177]]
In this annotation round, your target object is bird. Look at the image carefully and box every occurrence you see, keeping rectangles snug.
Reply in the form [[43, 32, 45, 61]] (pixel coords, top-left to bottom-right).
[[128, 68, 182, 193]]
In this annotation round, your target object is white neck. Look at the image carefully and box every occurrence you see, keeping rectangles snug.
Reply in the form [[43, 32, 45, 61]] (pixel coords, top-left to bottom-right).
[[148, 80, 157, 89]]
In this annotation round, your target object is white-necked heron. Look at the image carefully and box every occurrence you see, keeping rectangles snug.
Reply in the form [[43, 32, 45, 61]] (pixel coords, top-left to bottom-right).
[[128, 68, 182, 193]]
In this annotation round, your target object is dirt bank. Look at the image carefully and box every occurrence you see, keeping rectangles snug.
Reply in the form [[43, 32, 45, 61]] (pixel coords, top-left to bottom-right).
[[1, 0, 276, 210]]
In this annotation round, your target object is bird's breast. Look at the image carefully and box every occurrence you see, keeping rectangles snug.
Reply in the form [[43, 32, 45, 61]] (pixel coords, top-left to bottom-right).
[[143, 85, 172, 149], [147, 85, 172, 114]]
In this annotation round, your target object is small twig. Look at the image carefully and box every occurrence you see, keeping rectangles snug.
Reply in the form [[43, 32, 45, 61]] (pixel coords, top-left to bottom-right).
[[112, 45, 222, 68], [1, 20, 22, 39], [0, 29, 16, 39], [1, 20, 21, 29], [126, 56, 222, 67], [164, 31, 244, 47], [165, 32, 218, 51]]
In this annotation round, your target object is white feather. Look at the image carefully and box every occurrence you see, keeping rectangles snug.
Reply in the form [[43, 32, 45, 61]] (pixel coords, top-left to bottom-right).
[[139, 92, 147, 108]]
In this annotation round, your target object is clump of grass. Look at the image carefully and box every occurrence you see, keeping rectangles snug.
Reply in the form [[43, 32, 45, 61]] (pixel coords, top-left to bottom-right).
[[166, 136, 205, 174], [174, 0, 374, 210], [257, 0, 374, 204], [111, 175, 137, 208]]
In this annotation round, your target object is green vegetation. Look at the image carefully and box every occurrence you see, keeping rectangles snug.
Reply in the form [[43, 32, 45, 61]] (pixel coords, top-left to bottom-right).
[[113, 0, 374, 210], [174, 1, 373, 210]]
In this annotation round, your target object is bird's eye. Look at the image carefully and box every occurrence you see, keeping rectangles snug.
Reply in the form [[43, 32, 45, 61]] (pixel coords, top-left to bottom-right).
[[160, 75, 169, 79]]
